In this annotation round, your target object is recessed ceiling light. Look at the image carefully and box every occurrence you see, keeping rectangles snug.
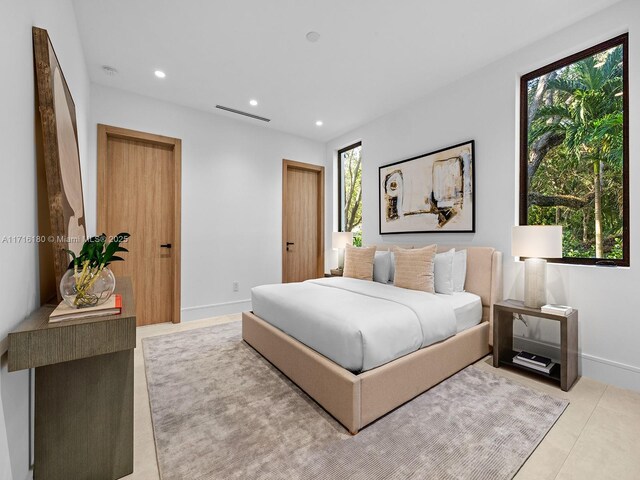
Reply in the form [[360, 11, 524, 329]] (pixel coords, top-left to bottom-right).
[[306, 31, 321, 43], [315, 120, 323, 126], [249, 99, 258, 106], [154, 70, 166, 79], [101, 65, 118, 76]]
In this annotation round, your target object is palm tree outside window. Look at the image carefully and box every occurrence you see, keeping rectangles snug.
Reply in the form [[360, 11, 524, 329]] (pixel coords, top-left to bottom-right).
[[520, 34, 628, 266]]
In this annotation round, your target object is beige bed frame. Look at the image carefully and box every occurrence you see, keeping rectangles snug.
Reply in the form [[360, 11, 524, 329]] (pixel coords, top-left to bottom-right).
[[242, 245, 503, 434]]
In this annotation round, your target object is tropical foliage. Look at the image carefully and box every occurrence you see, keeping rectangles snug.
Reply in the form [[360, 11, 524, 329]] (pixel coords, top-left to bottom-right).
[[526, 44, 624, 260], [66, 233, 131, 270], [341, 144, 363, 242]]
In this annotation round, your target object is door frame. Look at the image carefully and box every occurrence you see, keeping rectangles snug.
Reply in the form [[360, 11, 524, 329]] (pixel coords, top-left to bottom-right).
[[97, 124, 182, 323], [282, 159, 325, 282]]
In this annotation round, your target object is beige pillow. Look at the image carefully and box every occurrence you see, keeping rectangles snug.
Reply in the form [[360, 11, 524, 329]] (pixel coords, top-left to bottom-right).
[[343, 245, 376, 281], [393, 245, 437, 293]]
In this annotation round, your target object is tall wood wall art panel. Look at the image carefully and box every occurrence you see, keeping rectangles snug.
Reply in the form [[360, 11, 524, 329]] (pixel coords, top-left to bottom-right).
[[33, 27, 87, 297]]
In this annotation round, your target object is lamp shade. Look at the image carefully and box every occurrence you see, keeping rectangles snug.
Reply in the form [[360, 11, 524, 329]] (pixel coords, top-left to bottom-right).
[[332, 231, 353, 250], [512, 225, 562, 258]]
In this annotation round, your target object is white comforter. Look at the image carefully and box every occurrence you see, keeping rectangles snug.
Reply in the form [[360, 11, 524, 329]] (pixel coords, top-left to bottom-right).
[[251, 277, 457, 372]]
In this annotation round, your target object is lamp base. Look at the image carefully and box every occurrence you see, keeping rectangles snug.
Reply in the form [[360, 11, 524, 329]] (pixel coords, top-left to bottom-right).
[[524, 258, 547, 308], [338, 248, 345, 270]]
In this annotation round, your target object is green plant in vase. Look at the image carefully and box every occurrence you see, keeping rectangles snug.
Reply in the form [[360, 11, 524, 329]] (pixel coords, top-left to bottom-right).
[[61, 233, 130, 308]]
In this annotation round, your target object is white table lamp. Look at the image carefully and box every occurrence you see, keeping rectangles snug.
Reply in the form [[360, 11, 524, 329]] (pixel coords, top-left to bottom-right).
[[332, 232, 353, 270], [512, 225, 563, 308]]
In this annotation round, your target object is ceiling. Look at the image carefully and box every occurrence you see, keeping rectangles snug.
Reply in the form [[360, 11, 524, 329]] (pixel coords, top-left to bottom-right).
[[72, 0, 622, 142]]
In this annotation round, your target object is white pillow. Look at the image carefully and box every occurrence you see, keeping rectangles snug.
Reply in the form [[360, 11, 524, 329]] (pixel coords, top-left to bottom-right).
[[434, 248, 455, 295], [389, 251, 395, 283], [373, 251, 391, 284], [453, 249, 467, 292]]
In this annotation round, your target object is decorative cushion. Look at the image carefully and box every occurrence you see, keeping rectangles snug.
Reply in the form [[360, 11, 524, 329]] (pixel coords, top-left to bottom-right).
[[453, 249, 467, 292], [434, 248, 455, 295], [343, 245, 376, 281], [393, 245, 437, 293], [373, 250, 391, 284]]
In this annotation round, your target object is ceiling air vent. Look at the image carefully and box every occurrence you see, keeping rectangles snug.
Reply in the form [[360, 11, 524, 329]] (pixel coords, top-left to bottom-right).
[[215, 105, 271, 122]]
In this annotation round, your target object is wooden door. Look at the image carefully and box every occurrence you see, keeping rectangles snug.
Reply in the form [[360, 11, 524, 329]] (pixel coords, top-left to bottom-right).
[[97, 125, 181, 326], [282, 160, 324, 282]]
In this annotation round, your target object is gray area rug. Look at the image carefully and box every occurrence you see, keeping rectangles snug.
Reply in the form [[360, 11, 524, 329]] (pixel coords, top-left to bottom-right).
[[143, 321, 568, 480]]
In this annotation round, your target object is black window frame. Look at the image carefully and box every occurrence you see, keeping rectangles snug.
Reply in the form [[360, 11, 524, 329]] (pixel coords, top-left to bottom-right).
[[337, 141, 362, 232], [519, 33, 629, 267]]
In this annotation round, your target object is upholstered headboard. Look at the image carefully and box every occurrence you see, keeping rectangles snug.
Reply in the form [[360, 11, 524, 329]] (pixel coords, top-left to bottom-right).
[[372, 245, 503, 346]]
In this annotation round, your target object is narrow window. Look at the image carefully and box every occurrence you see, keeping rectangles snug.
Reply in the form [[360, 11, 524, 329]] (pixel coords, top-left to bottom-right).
[[520, 34, 629, 266], [338, 142, 363, 246]]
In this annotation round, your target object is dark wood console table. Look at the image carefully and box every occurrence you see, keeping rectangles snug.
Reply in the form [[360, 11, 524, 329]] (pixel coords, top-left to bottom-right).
[[8, 277, 136, 480], [493, 299, 578, 391]]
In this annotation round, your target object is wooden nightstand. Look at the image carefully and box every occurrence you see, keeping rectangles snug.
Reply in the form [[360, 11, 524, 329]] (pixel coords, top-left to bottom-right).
[[493, 299, 578, 391]]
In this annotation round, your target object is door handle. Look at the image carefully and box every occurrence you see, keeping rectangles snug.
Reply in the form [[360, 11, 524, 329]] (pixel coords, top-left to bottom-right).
[[160, 243, 172, 249], [286, 241, 294, 252]]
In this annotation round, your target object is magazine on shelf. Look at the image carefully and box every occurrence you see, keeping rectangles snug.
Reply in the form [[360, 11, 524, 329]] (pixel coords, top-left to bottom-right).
[[512, 355, 556, 374], [515, 351, 552, 367]]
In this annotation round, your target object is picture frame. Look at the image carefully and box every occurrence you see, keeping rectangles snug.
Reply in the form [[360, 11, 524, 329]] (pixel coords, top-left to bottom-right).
[[379, 140, 475, 234], [33, 27, 87, 296]]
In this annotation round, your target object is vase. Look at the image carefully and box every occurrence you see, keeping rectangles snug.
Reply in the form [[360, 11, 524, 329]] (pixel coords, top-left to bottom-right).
[[60, 266, 116, 308]]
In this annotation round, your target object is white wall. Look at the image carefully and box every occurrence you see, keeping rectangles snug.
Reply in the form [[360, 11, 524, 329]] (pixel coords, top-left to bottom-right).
[[326, 0, 640, 391], [0, 1, 91, 479], [1, 6, 637, 477], [89, 85, 326, 320]]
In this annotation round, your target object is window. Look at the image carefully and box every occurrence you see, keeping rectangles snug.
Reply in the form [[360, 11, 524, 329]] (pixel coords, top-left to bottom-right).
[[338, 142, 363, 246], [520, 34, 629, 266]]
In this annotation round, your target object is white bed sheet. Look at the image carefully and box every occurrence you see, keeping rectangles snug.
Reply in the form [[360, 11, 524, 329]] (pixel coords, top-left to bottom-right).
[[251, 277, 457, 372], [435, 291, 483, 333]]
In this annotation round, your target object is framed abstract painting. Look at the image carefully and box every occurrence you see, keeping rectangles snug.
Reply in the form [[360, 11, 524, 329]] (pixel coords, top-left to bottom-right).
[[379, 140, 475, 234]]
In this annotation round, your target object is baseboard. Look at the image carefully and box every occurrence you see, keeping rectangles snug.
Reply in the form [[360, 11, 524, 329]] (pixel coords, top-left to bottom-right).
[[514, 335, 640, 392], [181, 299, 252, 322]]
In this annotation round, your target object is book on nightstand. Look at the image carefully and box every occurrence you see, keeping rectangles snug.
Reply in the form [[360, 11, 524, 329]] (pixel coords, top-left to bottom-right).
[[541, 304, 573, 316], [514, 351, 552, 367], [49, 294, 122, 323], [513, 355, 556, 374]]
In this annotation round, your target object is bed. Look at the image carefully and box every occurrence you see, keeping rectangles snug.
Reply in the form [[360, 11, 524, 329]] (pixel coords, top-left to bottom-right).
[[242, 245, 502, 434]]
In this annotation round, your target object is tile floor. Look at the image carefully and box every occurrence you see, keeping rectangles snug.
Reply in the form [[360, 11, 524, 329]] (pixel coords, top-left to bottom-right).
[[123, 315, 640, 480]]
